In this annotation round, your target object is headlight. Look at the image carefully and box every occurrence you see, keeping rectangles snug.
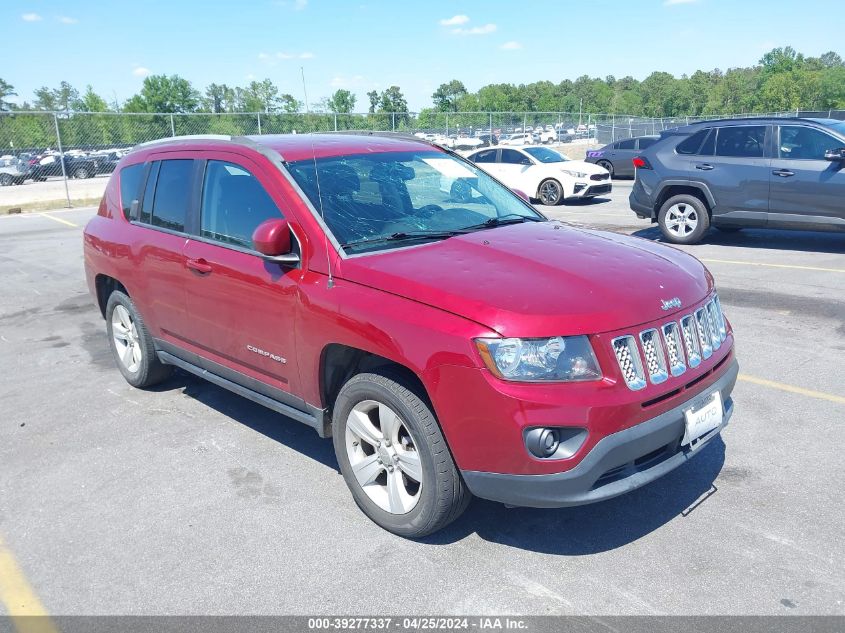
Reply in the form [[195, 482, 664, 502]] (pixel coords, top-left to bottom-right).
[[560, 169, 588, 178], [475, 336, 602, 382]]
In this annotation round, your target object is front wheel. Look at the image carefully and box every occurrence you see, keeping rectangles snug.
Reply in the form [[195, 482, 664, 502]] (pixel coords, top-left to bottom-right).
[[332, 372, 470, 538], [597, 160, 614, 178], [657, 194, 710, 244], [73, 166, 91, 179], [537, 179, 563, 206]]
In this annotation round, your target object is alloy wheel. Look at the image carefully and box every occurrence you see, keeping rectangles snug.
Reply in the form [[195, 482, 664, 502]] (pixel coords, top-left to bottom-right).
[[665, 203, 699, 237], [539, 181, 561, 205], [345, 399, 423, 514], [111, 305, 142, 373]]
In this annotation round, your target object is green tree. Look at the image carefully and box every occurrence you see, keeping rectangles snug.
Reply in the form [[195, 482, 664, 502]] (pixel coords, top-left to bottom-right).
[[327, 89, 356, 114], [366, 90, 379, 113], [204, 83, 236, 113], [432, 80, 467, 112], [279, 94, 301, 114], [124, 75, 199, 113], [33, 81, 79, 111], [78, 85, 109, 112], [0, 78, 16, 111]]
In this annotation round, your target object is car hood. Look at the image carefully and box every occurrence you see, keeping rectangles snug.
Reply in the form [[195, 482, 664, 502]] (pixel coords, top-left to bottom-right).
[[338, 221, 712, 336], [556, 159, 607, 175]]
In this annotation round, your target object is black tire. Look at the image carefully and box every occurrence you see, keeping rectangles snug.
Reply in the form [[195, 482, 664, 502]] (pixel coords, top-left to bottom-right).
[[0, 173, 12, 187], [597, 160, 614, 178], [657, 194, 710, 245], [537, 179, 564, 206], [105, 290, 172, 388], [73, 166, 91, 179], [332, 371, 470, 538]]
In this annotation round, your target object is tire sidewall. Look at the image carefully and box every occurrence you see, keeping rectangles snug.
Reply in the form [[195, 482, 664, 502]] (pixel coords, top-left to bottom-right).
[[598, 160, 614, 177], [332, 374, 451, 537], [658, 195, 710, 244]]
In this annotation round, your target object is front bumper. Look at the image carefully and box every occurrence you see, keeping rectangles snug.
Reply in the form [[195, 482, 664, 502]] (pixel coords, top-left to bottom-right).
[[461, 358, 738, 508], [568, 181, 612, 199]]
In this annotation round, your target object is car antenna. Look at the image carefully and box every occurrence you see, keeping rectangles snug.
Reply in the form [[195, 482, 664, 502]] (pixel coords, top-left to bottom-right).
[[301, 66, 334, 289]]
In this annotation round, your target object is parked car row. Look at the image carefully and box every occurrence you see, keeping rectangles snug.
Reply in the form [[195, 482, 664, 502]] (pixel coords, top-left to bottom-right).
[[0, 147, 128, 185]]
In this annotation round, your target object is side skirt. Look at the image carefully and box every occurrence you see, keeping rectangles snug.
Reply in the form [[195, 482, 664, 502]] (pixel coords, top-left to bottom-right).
[[156, 349, 330, 438]]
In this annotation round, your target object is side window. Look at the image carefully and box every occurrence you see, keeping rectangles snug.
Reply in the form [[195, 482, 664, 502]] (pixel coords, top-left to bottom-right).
[[500, 149, 532, 165], [637, 137, 656, 150], [200, 160, 282, 249], [778, 126, 842, 160], [618, 139, 636, 150], [472, 149, 497, 164], [119, 163, 145, 220], [139, 161, 160, 224], [676, 129, 709, 155], [150, 159, 193, 232], [714, 126, 766, 158]]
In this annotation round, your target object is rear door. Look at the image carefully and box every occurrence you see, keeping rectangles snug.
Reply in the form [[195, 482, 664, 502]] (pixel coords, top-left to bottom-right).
[[768, 124, 845, 228], [180, 152, 306, 407], [692, 124, 771, 227], [611, 138, 637, 177], [130, 156, 198, 342]]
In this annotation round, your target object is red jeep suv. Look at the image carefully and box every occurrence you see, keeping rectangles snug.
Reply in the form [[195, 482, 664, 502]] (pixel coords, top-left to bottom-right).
[[84, 133, 738, 537]]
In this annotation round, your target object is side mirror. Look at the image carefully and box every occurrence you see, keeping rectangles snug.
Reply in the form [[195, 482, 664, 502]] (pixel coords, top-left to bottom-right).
[[824, 148, 845, 162], [512, 189, 531, 203], [252, 218, 299, 264]]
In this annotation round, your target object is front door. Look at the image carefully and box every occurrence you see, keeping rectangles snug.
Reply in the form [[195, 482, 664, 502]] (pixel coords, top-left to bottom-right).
[[180, 154, 305, 406], [769, 124, 845, 228]]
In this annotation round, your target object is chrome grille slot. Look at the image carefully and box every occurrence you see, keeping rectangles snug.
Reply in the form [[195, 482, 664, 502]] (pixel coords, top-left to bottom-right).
[[661, 322, 686, 376], [612, 335, 646, 391], [713, 294, 727, 341], [695, 308, 713, 359], [639, 329, 668, 384], [705, 301, 721, 350], [680, 315, 702, 368]]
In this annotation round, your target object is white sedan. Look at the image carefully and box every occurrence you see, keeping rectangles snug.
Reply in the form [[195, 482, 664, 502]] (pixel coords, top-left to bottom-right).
[[463, 145, 611, 205]]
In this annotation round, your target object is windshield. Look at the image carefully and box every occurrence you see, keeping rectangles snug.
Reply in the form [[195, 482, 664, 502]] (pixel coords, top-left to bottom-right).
[[522, 147, 569, 163], [287, 150, 544, 254]]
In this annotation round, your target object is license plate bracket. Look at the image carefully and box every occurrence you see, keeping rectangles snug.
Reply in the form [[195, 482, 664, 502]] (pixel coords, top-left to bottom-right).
[[682, 390, 723, 447]]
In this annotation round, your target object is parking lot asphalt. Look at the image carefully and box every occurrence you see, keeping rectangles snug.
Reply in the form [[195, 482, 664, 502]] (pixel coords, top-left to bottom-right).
[[1, 184, 843, 617]]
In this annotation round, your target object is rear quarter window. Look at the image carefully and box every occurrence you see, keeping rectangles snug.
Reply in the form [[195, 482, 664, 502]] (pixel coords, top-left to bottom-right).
[[118, 163, 145, 220], [676, 129, 710, 155]]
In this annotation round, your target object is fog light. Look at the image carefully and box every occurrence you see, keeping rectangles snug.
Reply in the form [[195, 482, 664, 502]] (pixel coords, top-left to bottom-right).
[[524, 427, 588, 459]]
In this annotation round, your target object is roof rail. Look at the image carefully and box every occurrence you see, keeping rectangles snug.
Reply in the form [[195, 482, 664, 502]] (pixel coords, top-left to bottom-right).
[[132, 134, 235, 150]]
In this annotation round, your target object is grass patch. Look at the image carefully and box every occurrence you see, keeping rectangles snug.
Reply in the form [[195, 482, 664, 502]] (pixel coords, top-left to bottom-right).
[[2, 197, 102, 215]]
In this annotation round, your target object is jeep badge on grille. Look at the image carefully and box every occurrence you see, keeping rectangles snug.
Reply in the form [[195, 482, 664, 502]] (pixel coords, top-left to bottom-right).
[[660, 297, 682, 311]]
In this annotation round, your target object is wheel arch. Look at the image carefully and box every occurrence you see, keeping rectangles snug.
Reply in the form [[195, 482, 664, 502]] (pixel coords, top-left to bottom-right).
[[319, 344, 431, 425], [655, 182, 715, 215], [94, 274, 128, 319]]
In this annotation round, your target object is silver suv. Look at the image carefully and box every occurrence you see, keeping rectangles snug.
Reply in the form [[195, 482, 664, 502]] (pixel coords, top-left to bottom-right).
[[629, 117, 845, 244], [0, 156, 31, 187]]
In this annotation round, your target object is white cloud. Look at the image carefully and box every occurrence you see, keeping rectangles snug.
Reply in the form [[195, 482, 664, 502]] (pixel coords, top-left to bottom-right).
[[22, 13, 42, 22], [500, 41, 522, 50], [452, 23, 496, 36], [133, 67, 151, 77], [299, 52, 314, 59], [664, 0, 698, 5], [57, 16, 79, 24], [439, 14, 469, 26]]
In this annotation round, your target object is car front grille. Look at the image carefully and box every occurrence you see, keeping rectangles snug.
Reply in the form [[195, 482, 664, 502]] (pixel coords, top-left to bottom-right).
[[590, 173, 610, 181], [611, 294, 727, 391]]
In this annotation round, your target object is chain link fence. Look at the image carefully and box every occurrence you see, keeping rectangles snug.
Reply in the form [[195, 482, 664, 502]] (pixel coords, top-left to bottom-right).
[[2, 109, 844, 209]]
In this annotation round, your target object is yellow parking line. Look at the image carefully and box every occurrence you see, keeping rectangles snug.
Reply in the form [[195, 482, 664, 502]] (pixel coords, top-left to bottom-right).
[[39, 213, 78, 228], [702, 258, 845, 274], [0, 536, 57, 633], [739, 374, 845, 405]]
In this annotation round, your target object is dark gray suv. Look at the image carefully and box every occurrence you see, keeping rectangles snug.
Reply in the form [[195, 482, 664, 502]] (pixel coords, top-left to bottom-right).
[[629, 118, 845, 244]]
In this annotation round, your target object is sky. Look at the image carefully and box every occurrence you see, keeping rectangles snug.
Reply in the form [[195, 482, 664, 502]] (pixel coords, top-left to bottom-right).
[[2, 0, 844, 112]]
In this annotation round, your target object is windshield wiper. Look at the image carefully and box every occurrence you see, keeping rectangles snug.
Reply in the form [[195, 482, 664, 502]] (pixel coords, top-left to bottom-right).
[[460, 214, 543, 232], [341, 230, 464, 250]]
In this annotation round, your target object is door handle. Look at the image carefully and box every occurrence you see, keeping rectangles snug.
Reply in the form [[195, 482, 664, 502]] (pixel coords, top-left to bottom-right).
[[772, 169, 795, 177], [186, 258, 213, 274], [695, 163, 714, 170]]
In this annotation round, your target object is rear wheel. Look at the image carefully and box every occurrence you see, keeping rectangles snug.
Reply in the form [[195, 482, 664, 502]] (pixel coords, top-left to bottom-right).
[[597, 159, 614, 178], [73, 166, 91, 179], [332, 372, 470, 538], [538, 179, 563, 206], [658, 195, 710, 244], [105, 291, 172, 388], [0, 174, 12, 186]]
